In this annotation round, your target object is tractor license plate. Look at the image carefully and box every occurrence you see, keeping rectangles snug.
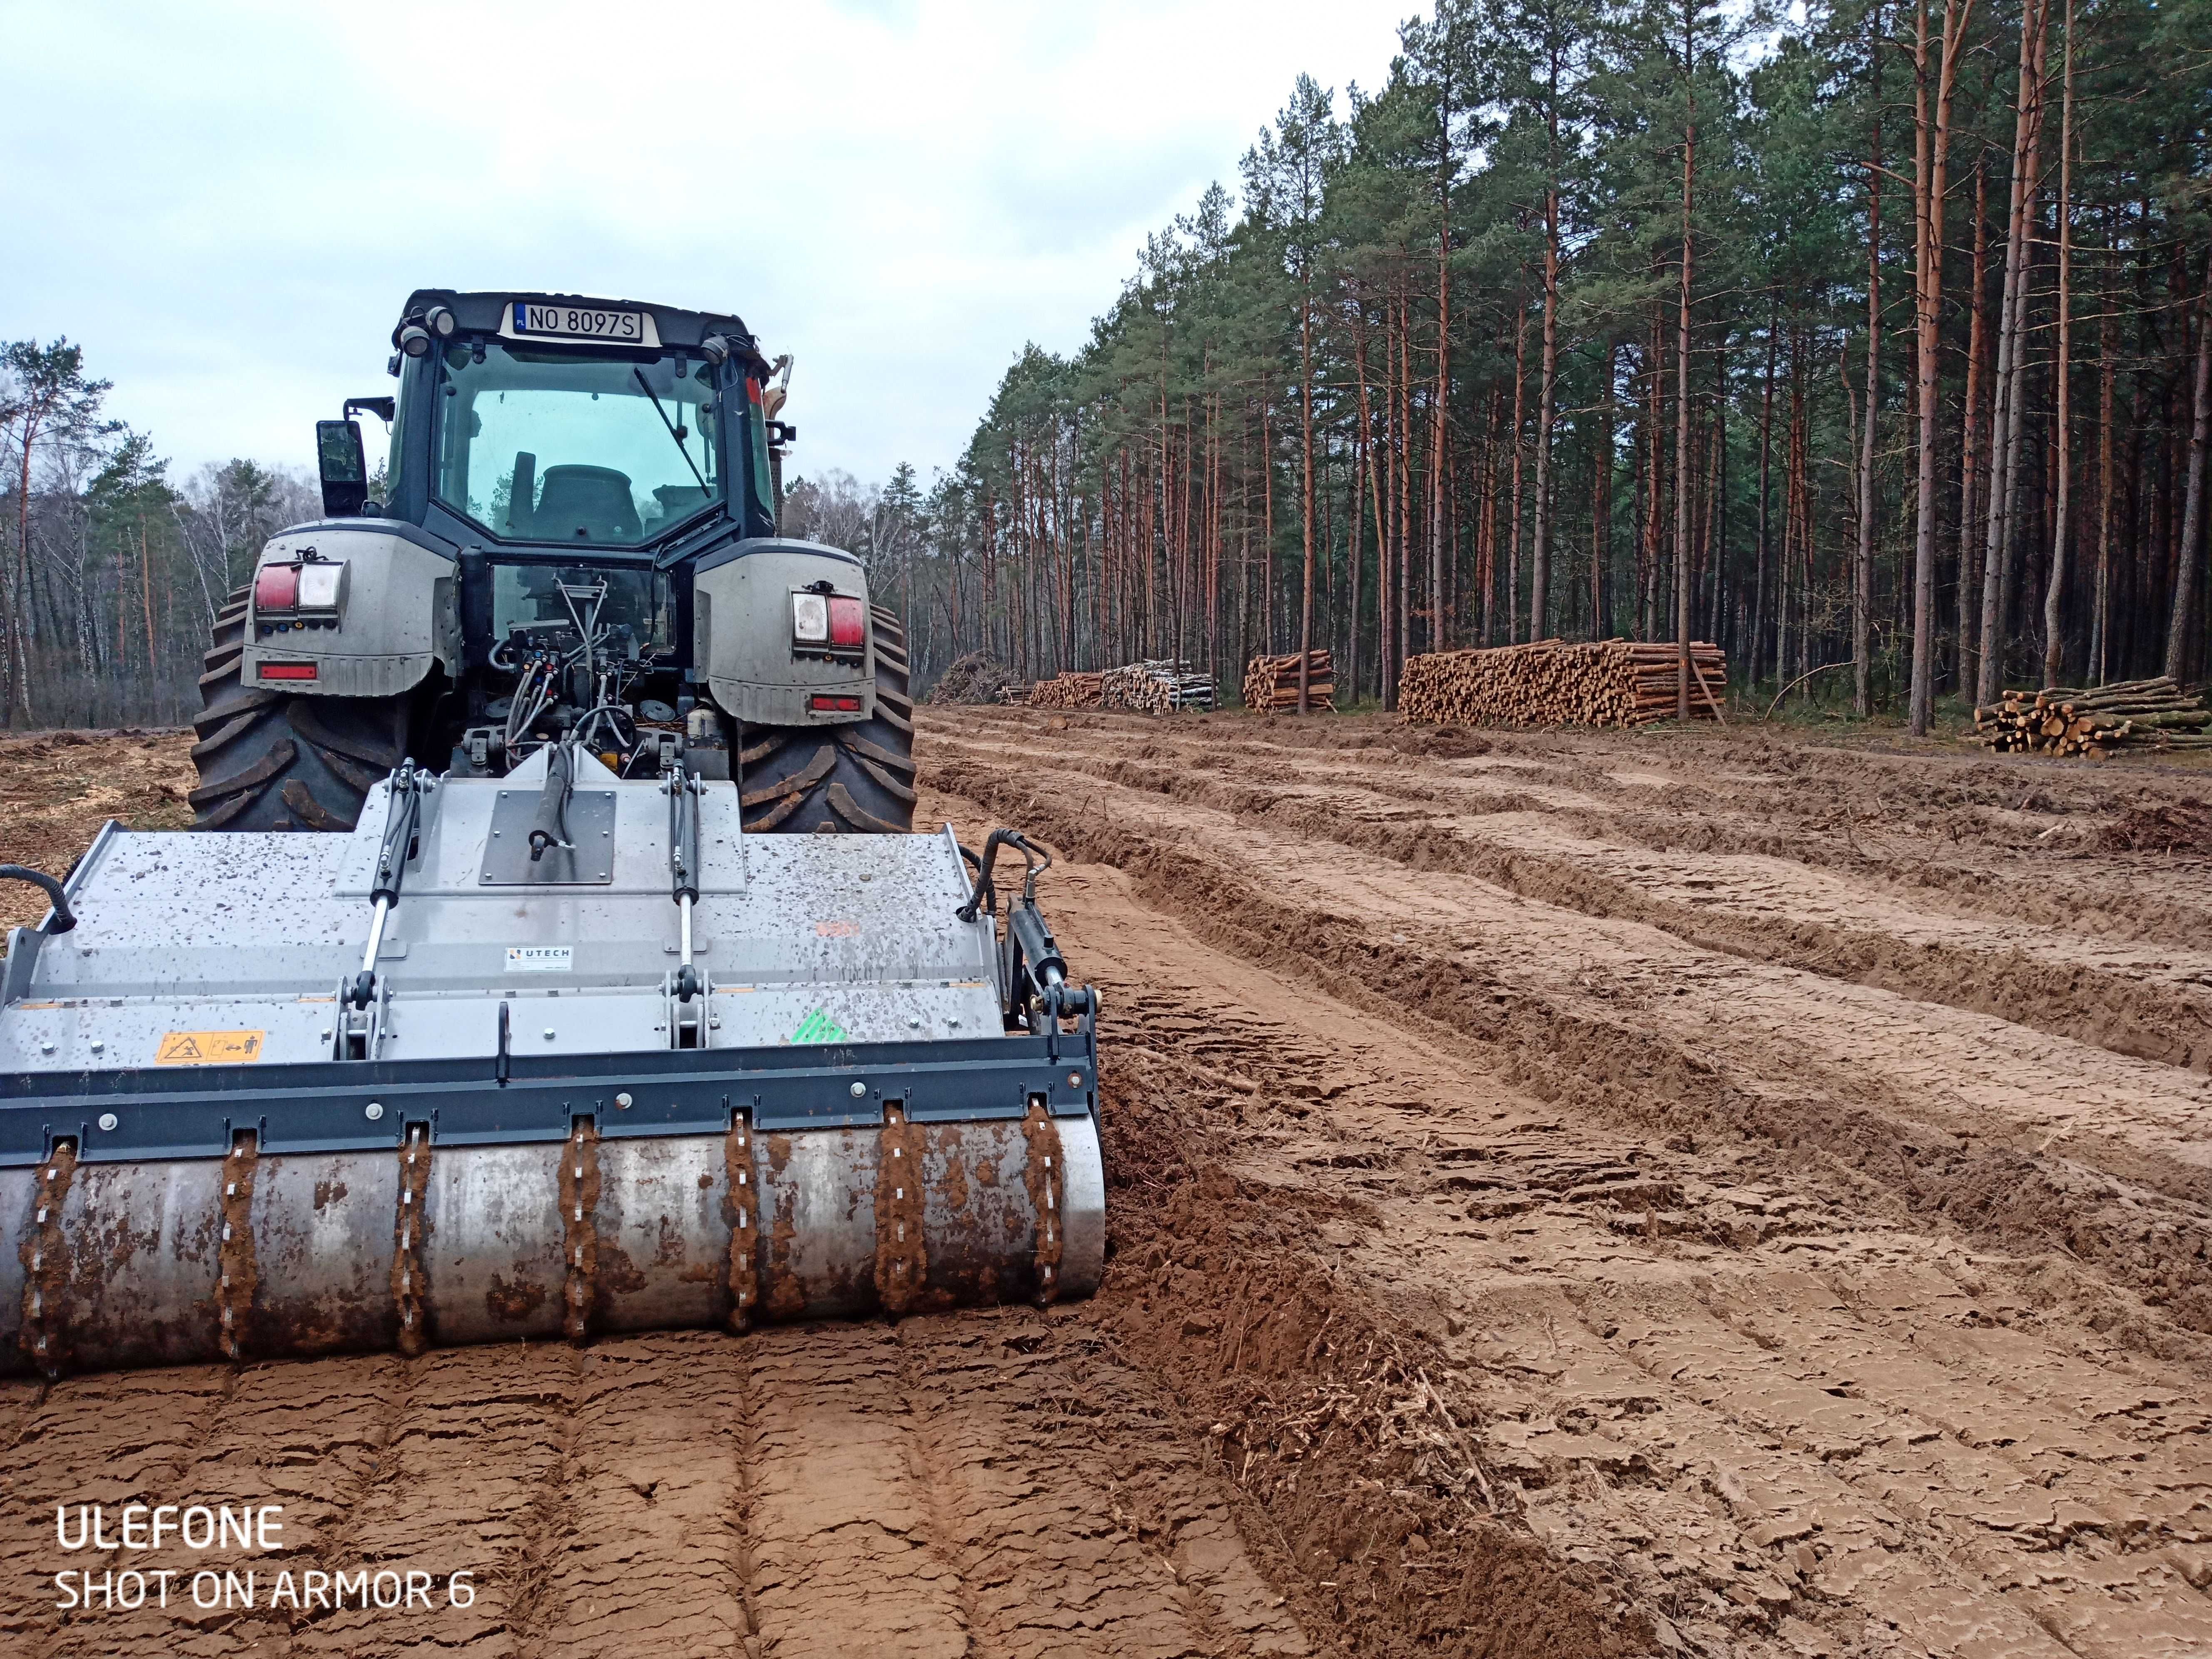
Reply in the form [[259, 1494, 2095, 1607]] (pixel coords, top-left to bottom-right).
[[506, 303, 659, 346]]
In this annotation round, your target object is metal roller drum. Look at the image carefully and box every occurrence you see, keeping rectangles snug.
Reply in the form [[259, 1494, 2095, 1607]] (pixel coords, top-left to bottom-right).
[[251, 1149, 404, 1356], [0, 1113, 1104, 1375]]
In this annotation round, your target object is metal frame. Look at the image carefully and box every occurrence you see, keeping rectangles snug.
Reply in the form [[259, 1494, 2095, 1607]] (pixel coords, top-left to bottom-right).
[[0, 1024, 1097, 1165]]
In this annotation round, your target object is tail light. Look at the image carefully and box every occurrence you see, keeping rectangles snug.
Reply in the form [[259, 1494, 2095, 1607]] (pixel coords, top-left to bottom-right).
[[297, 562, 344, 608], [793, 591, 867, 653], [254, 563, 299, 611], [810, 695, 862, 712], [254, 555, 346, 624], [259, 662, 317, 681]]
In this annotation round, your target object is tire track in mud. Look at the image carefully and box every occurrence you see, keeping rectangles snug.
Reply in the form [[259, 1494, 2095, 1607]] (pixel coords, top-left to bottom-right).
[[965, 718, 2212, 1078], [1089, 708, 2212, 955], [890, 1305, 1300, 1658], [930, 717, 2212, 1340], [969, 810, 2212, 1658], [919, 785, 1661, 1659]]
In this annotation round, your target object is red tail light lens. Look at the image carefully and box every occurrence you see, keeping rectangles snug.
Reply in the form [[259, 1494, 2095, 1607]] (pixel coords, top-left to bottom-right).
[[809, 695, 862, 712], [827, 596, 866, 648], [254, 563, 299, 611], [259, 662, 317, 681]]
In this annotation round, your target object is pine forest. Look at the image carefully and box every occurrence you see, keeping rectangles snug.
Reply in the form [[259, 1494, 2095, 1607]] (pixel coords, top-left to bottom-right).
[[6, 0, 2210, 727], [902, 0, 2211, 726]]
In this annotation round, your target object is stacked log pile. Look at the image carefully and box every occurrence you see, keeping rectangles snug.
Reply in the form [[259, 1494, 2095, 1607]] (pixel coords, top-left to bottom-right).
[[1243, 650, 1336, 712], [1102, 660, 1216, 714], [1024, 672, 1104, 711], [1971, 677, 2212, 758], [1400, 639, 1728, 727]]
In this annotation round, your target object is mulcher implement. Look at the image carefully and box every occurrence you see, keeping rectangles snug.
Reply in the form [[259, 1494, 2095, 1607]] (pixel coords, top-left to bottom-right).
[[0, 767, 1101, 1375], [0, 287, 1106, 1376]]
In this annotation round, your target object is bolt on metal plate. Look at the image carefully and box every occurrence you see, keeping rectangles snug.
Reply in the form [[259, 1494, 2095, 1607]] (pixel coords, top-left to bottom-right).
[[479, 790, 618, 885]]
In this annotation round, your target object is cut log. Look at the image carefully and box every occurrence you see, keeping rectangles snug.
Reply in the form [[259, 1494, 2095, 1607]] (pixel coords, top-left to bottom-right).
[[1399, 640, 1728, 728]]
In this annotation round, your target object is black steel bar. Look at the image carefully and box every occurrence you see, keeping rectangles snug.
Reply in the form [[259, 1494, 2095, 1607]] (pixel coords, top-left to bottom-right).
[[0, 1026, 1097, 1164]]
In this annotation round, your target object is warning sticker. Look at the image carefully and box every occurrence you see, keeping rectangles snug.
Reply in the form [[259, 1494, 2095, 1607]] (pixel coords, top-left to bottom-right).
[[789, 1008, 849, 1045], [156, 1030, 267, 1066], [506, 947, 573, 972]]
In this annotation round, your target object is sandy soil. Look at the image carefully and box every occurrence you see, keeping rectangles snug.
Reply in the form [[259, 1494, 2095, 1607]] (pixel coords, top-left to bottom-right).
[[0, 729, 194, 933], [1, 711, 2210, 1657]]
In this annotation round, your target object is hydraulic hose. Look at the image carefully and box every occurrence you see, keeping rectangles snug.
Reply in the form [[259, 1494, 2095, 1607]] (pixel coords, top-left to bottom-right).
[[529, 742, 576, 863], [957, 827, 1050, 922], [0, 865, 75, 933]]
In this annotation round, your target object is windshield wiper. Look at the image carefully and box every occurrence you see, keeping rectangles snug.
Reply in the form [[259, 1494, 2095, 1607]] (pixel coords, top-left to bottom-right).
[[633, 369, 709, 493]]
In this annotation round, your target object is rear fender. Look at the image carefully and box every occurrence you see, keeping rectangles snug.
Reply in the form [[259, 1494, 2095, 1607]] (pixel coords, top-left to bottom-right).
[[242, 521, 461, 697], [692, 537, 875, 726]]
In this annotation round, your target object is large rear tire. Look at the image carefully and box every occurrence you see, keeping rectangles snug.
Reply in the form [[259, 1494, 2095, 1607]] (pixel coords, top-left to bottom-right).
[[737, 605, 917, 834], [189, 585, 409, 832]]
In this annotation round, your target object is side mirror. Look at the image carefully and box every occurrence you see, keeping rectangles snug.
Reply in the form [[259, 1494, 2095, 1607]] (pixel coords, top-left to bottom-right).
[[317, 419, 369, 518]]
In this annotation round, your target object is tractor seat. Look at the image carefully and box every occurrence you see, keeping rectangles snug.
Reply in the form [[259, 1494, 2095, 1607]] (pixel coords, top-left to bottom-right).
[[535, 465, 641, 542], [651, 484, 711, 524]]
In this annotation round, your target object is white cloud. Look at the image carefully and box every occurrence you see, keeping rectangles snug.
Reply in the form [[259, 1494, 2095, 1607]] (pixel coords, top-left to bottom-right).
[[3, 0, 1412, 487]]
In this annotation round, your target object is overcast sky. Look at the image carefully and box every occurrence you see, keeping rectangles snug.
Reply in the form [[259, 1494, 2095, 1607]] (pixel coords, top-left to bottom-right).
[[4, 0, 1414, 492]]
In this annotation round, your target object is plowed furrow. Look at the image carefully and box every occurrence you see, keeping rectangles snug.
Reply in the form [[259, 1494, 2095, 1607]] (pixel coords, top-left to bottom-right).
[[928, 724, 2212, 1335], [286, 1347, 573, 1655], [957, 803, 2212, 1658], [541, 1336, 750, 1657], [744, 1325, 968, 1657], [892, 1305, 1303, 1657], [1024, 730, 2212, 1072]]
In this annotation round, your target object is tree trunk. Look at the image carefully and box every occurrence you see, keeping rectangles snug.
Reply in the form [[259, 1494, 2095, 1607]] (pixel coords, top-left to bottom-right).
[[1532, 172, 1562, 638], [1509, 292, 1528, 644], [1958, 157, 1990, 694], [1299, 274, 1318, 712], [1756, 302, 1776, 682], [1482, 382, 1502, 643], [1397, 294, 1412, 694], [1977, 0, 2050, 704], [1596, 345, 1617, 639], [1644, 309, 1664, 640], [2165, 249, 2212, 681], [1431, 131, 1452, 659], [1261, 395, 1275, 658], [2042, 0, 2076, 686], [1675, 0, 1698, 721], [1856, 2, 1884, 718], [2092, 312, 2116, 682], [1910, 0, 1971, 732]]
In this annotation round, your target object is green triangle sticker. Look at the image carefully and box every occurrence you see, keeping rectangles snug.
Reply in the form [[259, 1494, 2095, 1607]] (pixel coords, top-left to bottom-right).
[[789, 1008, 849, 1045]]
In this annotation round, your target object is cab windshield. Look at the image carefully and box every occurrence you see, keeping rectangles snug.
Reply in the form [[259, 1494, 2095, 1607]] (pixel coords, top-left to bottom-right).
[[433, 341, 722, 546]]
